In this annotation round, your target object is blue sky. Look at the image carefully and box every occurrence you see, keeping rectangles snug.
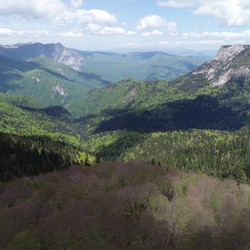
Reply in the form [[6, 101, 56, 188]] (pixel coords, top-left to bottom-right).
[[1, 0, 250, 52]]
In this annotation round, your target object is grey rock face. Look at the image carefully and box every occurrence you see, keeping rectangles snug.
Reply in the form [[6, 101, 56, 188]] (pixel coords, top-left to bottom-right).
[[51, 43, 84, 71], [192, 44, 250, 86]]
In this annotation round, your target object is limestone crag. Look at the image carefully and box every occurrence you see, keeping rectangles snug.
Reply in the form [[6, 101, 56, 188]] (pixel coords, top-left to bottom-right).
[[51, 43, 85, 71], [192, 44, 250, 86]]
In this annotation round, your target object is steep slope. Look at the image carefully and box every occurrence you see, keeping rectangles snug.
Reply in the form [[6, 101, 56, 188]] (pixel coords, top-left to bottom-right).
[[68, 75, 214, 118], [68, 79, 141, 117], [192, 44, 250, 86]]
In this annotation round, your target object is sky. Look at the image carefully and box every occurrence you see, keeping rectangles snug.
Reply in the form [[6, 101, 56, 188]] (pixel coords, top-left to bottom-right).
[[1, 0, 250, 52]]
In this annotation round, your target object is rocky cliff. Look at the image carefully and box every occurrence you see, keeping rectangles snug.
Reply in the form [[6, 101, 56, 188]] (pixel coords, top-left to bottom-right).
[[192, 44, 250, 86]]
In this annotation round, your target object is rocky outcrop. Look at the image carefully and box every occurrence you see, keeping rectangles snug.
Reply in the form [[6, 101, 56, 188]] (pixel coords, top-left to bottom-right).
[[192, 44, 250, 86], [51, 43, 84, 71], [52, 84, 68, 99]]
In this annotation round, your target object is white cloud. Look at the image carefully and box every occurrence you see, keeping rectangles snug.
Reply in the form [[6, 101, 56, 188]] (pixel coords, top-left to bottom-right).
[[159, 41, 171, 45], [98, 27, 125, 36], [126, 31, 137, 36], [0, 27, 49, 37], [82, 24, 126, 36], [136, 15, 176, 32], [0, 0, 127, 37], [157, 0, 250, 26], [182, 30, 250, 40], [83, 9, 117, 24], [59, 31, 83, 37], [0, 0, 65, 19], [70, 0, 83, 8], [52, 9, 117, 27], [0, 0, 117, 26], [157, 0, 197, 8], [143, 30, 164, 36]]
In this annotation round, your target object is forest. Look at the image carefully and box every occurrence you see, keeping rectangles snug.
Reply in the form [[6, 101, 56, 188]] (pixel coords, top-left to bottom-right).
[[0, 133, 87, 181], [0, 42, 250, 249], [1, 161, 250, 249], [84, 128, 250, 182], [95, 95, 248, 133]]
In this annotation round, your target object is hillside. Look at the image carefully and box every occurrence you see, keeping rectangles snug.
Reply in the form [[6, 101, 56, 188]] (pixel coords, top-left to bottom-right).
[[0, 93, 91, 181], [71, 45, 250, 129], [71, 45, 250, 181], [0, 44, 249, 183], [0, 55, 107, 106], [83, 129, 250, 181], [0, 93, 80, 145]]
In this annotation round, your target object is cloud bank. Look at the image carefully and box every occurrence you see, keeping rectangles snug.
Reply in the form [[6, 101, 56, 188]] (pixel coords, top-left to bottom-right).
[[157, 0, 250, 26]]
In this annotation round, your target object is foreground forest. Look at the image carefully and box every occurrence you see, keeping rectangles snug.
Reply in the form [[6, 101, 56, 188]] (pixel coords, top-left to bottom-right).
[[1, 161, 250, 250]]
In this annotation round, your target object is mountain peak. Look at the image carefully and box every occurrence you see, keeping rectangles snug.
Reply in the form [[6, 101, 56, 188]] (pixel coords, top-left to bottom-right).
[[214, 44, 246, 62], [192, 44, 250, 86]]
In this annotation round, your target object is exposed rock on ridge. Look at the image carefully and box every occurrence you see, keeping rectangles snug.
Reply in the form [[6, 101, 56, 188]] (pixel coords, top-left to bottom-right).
[[214, 44, 245, 62], [50, 43, 84, 71], [0, 42, 85, 71], [192, 44, 250, 86]]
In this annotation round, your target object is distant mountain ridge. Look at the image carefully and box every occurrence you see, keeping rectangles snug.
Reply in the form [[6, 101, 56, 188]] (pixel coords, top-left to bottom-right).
[[79, 49, 208, 82], [0, 42, 209, 107], [0, 42, 209, 80], [0, 42, 85, 71]]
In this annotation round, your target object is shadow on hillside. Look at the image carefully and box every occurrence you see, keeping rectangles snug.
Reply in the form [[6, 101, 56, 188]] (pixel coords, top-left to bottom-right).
[[95, 95, 248, 133], [15, 105, 73, 122], [0, 56, 40, 72]]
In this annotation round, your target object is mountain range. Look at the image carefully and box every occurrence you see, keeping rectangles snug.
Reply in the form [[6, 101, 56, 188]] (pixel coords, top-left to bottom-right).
[[0, 42, 249, 179], [1, 43, 249, 133], [69, 44, 250, 119], [0, 42, 208, 107], [0, 43, 250, 250]]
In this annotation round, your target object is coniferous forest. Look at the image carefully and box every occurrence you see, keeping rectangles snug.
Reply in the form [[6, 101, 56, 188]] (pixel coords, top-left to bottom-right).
[[0, 133, 86, 181]]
